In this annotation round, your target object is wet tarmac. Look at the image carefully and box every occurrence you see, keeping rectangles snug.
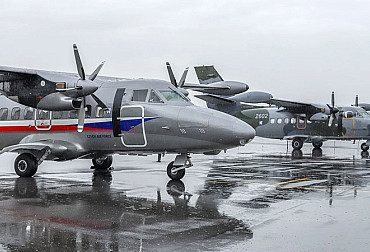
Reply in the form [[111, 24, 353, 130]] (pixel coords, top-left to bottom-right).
[[0, 137, 370, 251]]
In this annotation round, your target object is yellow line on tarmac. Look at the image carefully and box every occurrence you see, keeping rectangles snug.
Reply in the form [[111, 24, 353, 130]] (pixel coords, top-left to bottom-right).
[[274, 177, 309, 186]]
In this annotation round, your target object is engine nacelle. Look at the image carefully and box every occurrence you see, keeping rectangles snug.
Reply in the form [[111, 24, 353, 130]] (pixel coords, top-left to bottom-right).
[[310, 112, 329, 121], [195, 81, 249, 96], [230, 91, 273, 103], [37, 92, 81, 111]]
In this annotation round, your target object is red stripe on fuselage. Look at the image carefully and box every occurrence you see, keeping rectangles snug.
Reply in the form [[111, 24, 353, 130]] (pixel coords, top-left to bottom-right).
[[0, 125, 112, 132]]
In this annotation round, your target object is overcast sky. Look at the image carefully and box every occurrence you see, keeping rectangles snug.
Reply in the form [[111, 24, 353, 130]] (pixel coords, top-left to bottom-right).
[[1, 0, 370, 105]]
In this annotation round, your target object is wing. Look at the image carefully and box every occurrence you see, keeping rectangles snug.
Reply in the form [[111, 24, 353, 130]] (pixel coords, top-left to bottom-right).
[[194, 94, 235, 105], [0, 139, 86, 161], [182, 83, 230, 90], [268, 98, 325, 115]]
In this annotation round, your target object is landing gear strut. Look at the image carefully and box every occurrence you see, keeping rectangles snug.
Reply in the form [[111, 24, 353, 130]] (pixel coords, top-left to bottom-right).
[[167, 154, 192, 180], [14, 153, 38, 177], [312, 142, 323, 148], [92, 155, 113, 170]]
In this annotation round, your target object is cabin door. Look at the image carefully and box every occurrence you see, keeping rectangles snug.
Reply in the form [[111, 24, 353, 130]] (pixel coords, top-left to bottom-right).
[[35, 109, 52, 130], [119, 105, 147, 147]]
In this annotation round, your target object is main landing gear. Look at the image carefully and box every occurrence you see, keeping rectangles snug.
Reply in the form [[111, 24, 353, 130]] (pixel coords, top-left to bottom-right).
[[292, 138, 304, 150], [167, 153, 193, 180], [14, 154, 38, 177], [361, 142, 369, 151], [92, 155, 113, 170], [14, 149, 51, 177]]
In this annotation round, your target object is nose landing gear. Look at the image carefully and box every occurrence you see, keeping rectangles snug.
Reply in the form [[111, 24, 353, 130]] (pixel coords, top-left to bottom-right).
[[167, 153, 192, 180]]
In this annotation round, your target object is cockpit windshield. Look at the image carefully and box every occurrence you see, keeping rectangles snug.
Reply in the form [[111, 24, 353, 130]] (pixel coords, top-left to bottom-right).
[[159, 88, 188, 102]]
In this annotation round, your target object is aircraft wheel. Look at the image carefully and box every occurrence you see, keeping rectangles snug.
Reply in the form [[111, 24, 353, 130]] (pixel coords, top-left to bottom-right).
[[312, 142, 323, 148], [361, 143, 369, 151], [292, 138, 303, 150], [14, 154, 38, 177], [92, 155, 113, 169], [167, 161, 185, 180]]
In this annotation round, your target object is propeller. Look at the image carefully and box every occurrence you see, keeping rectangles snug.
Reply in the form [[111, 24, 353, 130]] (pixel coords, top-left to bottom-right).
[[355, 95, 359, 107], [166, 62, 189, 88], [327, 91, 339, 127], [72, 44, 104, 132]]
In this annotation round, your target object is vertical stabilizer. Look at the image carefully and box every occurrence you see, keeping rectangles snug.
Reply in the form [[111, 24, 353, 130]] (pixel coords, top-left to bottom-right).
[[194, 65, 223, 84]]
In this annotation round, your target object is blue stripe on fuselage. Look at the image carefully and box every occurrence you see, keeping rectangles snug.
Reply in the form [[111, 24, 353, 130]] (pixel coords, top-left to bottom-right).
[[83, 117, 157, 131]]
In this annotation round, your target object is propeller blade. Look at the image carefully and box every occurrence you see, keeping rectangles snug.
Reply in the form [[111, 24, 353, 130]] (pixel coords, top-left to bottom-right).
[[331, 91, 335, 108], [91, 93, 108, 109], [73, 44, 86, 80], [355, 95, 359, 107], [328, 115, 334, 127], [178, 67, 189, 88], [166, 62, 177, 87], [77, 98, 85, 132], [89, 61, 105, 81]]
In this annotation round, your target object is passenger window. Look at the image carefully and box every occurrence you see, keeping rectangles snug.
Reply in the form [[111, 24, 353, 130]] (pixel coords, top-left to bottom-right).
[[37, 110, 49, 120], [11, 107, 21, 120], [24, 107, 34, 120], [0, 108, 8, 120], [69, 111, 78, 119], [148, 90, 164, 103], [291, 118, 296, 124], [277, 118, 282, 124], [131, 90, 148, 102], [270, 118, 275, 124], [96, 107, 111, 118], [284, 118, 289, 124], [52, 111, 63, 119], [85, 105, 92, 118]]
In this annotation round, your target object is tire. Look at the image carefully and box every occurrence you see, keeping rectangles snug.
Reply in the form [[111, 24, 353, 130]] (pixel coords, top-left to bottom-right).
[[166, 161, 185, 180], [361, 143, 369, 151], [14, 154, 38, 177], [292, 138, 304, 150], [92, 155, 113, 170], [312, 142, 323, 148]]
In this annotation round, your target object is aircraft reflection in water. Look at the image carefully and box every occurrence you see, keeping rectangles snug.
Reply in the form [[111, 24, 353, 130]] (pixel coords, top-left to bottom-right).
[[203, 153, 369, 209], [0, 45, 255, 180], [0, 172, 251, 251]]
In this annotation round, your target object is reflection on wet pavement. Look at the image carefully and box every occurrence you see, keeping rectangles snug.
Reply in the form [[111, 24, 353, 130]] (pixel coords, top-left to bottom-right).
[[0, 140, 370, 251]]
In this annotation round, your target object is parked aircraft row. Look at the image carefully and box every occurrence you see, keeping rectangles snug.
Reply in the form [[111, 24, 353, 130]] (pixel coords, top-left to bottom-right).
[[0, 45, 255, 180], [1, 44, 369, 180], [190, 65, 370, 152]]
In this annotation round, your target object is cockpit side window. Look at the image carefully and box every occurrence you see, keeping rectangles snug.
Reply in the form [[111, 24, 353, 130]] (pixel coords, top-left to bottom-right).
[[159, 88, 186, 102], [148, 90, 164, 103], [131, 90, 148, 102]]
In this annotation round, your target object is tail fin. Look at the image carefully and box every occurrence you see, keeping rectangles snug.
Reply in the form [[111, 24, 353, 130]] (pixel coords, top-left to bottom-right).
[[194, 65, 223, 84]]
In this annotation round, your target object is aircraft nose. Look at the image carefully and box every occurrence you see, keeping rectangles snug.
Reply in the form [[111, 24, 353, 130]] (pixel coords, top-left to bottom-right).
[[208, 110, 255, 147], [232, 117, 255, 146]]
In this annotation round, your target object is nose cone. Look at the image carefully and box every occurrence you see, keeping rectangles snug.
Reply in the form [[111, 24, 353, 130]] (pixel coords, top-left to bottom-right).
[[232, 117, 255, 146], [208, 109, 255, 148]]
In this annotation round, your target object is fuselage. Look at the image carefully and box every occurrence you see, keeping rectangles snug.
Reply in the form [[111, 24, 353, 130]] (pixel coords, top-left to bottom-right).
[[237, 106, 370, 140], [0, 79, 255, 161]]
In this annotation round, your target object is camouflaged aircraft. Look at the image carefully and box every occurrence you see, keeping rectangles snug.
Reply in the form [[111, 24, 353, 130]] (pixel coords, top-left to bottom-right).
[[192, 66, 370, 152], [0, 45, 255, 180]]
